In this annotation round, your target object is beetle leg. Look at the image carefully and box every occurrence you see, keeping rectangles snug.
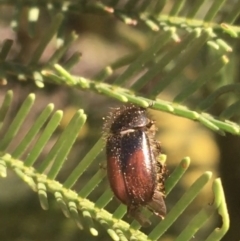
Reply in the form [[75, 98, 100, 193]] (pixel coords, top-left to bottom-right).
[[99, 162, 107, 170], [147, 190, 166, 219], [127, 205, 151, 227]]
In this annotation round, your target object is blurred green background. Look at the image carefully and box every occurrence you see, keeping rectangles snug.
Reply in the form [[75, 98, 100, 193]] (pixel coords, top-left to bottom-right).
[[0, 1, 239, 240]]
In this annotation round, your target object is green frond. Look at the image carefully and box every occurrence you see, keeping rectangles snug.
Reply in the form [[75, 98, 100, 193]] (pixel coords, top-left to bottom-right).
[[3, 0, 240, 36], [0, 92, 229, 240], [0, 8, 238, 135], [0, 1, 238, 134]]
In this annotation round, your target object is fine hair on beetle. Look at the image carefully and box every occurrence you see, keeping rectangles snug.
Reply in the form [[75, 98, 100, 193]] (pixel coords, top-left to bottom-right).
[[103, 104, 167, 227]]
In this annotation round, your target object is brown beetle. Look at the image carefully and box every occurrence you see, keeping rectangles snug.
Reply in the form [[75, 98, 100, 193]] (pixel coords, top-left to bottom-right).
[[103, 104, 166, 226]]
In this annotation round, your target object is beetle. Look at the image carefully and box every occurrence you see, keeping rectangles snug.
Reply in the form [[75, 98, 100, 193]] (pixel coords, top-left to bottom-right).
[[103, 104, 166, 226]]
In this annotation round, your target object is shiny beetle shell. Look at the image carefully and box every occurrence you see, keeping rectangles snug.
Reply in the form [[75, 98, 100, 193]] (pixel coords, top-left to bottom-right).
[[104, 104, 166, 226], [109, 105, 150, 133]]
